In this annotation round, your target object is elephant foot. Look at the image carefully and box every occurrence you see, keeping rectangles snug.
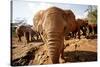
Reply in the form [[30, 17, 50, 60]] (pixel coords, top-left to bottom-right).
[[60, 58, 65, 63]]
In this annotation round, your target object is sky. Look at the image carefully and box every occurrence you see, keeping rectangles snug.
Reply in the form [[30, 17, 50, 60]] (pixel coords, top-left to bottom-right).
[[12, 0, 94, 25]]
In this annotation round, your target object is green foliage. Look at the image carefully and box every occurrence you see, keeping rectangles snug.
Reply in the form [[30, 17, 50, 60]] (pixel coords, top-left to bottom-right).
[[11, 23, 17, 37], [86, 5, 97, 24], [11, 27, 17, 37]]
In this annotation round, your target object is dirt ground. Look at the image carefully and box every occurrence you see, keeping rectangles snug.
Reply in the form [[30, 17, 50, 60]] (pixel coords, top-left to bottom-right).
[[11, 35, 97, 66]]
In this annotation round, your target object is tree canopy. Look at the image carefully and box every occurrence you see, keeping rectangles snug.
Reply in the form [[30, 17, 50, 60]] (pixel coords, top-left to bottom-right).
[[85, 5, 97, 24]]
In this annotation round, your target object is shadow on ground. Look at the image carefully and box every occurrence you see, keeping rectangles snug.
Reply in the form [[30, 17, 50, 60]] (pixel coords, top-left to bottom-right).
[[29, 39, 43, 43], [11, 48, 37, 66], [64, 50, 97, 62], [86, 35, 97, 39]]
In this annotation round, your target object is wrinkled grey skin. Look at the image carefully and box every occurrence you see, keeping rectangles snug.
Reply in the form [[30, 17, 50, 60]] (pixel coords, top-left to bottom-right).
[[33, 7, 76, 64]]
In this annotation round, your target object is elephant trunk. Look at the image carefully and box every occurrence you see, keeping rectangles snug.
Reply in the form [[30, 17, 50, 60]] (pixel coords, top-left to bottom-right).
[[46, 32, 64, 64]]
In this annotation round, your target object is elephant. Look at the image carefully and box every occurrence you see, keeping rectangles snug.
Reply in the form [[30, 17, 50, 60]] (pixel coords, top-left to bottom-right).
[[64, 10, 81, 39], [16, 25, 39, 43], [33, 10, 45, 42], [33, 7, 76, 64], [76, 19, 88, 37], [87, 23, 97, 35]]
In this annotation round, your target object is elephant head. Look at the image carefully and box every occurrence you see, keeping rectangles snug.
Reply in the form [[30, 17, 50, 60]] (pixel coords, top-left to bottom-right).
[[33, 7, 76, 64]]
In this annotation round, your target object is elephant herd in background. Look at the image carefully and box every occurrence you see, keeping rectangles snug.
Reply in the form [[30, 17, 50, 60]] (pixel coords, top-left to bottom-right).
[[15, 7, 97, 64], [16, 25, 40, 43]]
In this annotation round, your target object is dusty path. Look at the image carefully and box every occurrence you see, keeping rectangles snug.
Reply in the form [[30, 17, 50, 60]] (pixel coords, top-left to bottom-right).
[[11, 36, 97, 66], [11, 37, 44, 65], [64, 38, 97, 52]]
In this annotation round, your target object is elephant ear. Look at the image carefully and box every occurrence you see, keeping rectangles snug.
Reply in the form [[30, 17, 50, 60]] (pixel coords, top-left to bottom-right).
[[33, 10, 45, 33], [33, 10, 44, 27], [65, 10, 76, 24]]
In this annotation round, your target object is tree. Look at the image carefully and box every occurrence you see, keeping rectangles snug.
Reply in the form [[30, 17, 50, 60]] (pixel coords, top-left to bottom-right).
[[85, 5, 97, 24]]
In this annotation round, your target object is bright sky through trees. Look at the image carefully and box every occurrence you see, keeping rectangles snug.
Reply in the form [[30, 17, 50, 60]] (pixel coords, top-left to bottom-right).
[[13, 0, 95, 25]]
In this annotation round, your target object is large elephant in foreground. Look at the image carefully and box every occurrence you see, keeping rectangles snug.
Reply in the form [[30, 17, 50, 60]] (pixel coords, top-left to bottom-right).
[[16, 25, 38, 43], [33, 7, 76, 64]]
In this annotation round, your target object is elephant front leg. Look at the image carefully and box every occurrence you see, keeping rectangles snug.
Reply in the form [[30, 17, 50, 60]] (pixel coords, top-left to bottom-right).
[[36, 34, 39, 40], [18, 35, 22, 42], [30, 33, 34, 42], [25, 32, 30, 43], [78, 28, 80, 39]]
